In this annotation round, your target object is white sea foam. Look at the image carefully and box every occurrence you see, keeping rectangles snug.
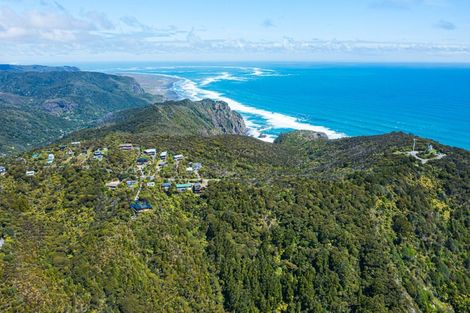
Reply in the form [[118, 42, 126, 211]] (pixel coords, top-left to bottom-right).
[[172, 77, 346, 142], [199, 72, 247, 86], [250, 67, 290, 78]]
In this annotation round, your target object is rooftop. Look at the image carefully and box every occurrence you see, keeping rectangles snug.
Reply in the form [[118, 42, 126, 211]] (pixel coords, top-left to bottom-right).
[[130, 200, 153, 211]]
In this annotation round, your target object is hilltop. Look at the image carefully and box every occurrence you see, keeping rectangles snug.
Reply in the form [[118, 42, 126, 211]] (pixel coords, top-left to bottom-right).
[[76, 99, 247, 139]]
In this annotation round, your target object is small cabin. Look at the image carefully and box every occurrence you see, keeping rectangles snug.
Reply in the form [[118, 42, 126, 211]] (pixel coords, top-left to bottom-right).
[[130, 200, 152, 212], [136, 158, 149, 166], [106, 181, 120, 189], [119, 144, 134, 151], [93, 150, 103, 160], [71, 141, 81, 146], [47, 154, 55, 164], [0, 166, 6, 175], [174, 154, 184, 161], [26, 171, 35, 177], [158, 161, 167, 168], [160, 151, 168, 160], [193, 183, 203, 194], [186, 167, 194, 172], [126, 180, 138, 187], [161, 182, 172, 191], [144, 149, 157, 157], [176, 183, 193, 192]]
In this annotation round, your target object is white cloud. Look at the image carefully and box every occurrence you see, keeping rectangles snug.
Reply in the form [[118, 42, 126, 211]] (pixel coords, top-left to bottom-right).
[[0, 3, 468, 61]]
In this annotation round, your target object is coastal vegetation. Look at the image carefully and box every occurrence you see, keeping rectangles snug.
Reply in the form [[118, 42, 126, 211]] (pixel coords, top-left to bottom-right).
[[0, 127, 468, 312]]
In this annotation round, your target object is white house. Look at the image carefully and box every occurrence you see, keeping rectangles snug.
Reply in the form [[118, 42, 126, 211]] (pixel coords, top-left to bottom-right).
[[144, 148, 157, 157]]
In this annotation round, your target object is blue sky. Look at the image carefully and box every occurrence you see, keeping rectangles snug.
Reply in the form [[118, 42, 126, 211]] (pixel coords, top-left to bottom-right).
[[0, 0, 469, 63]]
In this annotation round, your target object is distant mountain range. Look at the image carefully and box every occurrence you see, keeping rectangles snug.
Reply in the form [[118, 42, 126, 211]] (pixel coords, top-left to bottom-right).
[[0, 64, 80, 73]]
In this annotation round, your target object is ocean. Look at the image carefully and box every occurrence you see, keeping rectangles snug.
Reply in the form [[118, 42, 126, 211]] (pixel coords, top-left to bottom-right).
[[82, 63, 470, 150]]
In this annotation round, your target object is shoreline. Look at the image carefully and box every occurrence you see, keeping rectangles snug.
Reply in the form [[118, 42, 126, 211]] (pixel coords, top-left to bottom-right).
[[123, 73, 183, 101], [125, 72, 346, 143]]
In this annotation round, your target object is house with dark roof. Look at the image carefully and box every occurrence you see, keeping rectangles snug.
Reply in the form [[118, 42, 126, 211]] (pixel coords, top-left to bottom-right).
[[144, 148, 157, 157], [193, 182, 203, 194], [119, 143, 133, 151], [93, 150, 103, 160], [161, 182, 172, 191], [136, 158, 149, 166], [130, 200, 152, 212]]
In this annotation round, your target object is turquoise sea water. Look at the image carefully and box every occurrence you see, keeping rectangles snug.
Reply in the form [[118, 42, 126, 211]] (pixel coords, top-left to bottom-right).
[[82, 63, 470, 150]]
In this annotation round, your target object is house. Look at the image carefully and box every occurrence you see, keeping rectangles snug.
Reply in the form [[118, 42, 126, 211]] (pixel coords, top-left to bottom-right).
[[174, 154, 184, 161], [26, 171, 35, 176], [0, 166, 6, 175], [161, 182, 172, 191], [147, 182, 156, 187], [126, 180, 138, 187], [106, 181, 120, 189], [193, 163, 202, 171], [93, 150, 103, 160], [130, 199, 152, 212], [193, 183, 203, 194], [176, 183, 193, 192], [71, 141, 81, 146], [136, 158, 149, 166], [67, 149, 74, 156], [160, 151, 168, 160], [119, 143, 134, 151], [144, 148, 157, 157], [47, 154, 55, 164], [158, 161, 167, 168], [186, 167, 194, 172]]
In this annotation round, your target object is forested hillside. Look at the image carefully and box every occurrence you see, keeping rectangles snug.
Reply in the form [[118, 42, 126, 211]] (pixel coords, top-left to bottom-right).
[[78, 99, 247, 138], [0, 70, 156, 154], [0, 129, 468, 312]]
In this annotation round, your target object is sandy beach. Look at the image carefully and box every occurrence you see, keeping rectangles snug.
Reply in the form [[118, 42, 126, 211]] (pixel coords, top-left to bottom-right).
[[123, 73, 182, 101]]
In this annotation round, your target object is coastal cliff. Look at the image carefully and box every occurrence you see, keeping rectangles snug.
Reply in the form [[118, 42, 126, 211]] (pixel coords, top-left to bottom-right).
[[80, 98, 247, 138]]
